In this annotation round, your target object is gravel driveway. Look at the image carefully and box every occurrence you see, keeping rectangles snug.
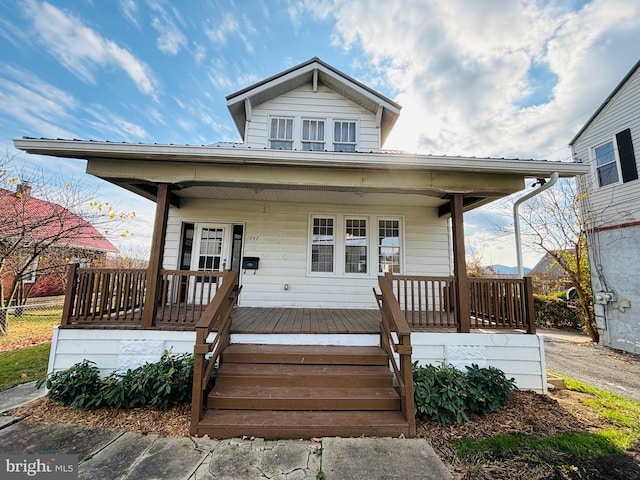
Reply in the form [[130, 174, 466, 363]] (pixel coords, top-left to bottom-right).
[[541, 328, 640, 402]]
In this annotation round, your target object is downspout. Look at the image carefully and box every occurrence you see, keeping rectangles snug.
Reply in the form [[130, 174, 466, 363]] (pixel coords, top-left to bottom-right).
[[513, 172, 559, 278]]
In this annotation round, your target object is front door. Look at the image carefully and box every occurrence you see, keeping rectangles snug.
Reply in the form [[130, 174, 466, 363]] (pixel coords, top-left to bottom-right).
[[190, 224, 232, 304]]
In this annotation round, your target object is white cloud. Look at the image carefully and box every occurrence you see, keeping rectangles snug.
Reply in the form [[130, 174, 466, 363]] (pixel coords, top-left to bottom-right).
[[205, 12, 255, 55], [84, 105, 148, 141], [119, 0, 139, 27], [23, 1, 158, 100], [0, 64, 78, 139], [150, 4, 187, 55], [299, 0, 640, 162]]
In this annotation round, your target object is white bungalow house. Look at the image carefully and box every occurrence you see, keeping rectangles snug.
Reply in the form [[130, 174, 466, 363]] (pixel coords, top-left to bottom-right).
[[569, 58, 640, 355], [15, 58, 588, 438]]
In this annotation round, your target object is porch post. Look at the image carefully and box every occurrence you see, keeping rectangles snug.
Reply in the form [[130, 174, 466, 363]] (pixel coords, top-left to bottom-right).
[[141, 183, 171, 328], [451, 194, 470, 333]]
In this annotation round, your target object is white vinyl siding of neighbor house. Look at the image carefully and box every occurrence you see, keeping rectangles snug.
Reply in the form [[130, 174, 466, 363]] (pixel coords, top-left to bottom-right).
[[244, 84, 380, 152], [162, 199, 450, 308], [573, 67, 640, 228]]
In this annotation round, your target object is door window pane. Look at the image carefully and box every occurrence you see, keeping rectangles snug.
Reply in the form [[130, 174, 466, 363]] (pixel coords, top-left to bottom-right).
[[345, 218, 367, 273], [379, 220, 400, 273], [311, 217, 334, 272]]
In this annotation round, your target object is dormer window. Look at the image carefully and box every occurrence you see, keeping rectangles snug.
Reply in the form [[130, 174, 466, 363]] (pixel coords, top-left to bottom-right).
[[333, 121, 357, 152], [302, 119, 325, 151], [270, 117, 293, 150]]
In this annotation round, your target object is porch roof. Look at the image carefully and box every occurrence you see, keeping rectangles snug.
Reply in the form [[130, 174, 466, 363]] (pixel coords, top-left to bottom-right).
[[13, 137, 589, 211]]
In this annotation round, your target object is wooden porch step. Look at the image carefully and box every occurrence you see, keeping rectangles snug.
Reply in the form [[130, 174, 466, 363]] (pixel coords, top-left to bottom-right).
[[197, 410, 409, 440], [215, 363, 393, 388], [221, 344, 388, 365], [208, 385, 400, 410]]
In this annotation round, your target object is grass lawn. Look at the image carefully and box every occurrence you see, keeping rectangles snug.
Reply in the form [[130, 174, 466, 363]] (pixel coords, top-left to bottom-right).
[[0, 342, 50, 391], [0, 307, 60, 353]]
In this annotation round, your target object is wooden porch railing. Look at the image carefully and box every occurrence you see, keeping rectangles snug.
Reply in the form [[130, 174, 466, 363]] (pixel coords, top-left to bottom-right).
[[190, 270, 241, 435], [386, 274, 535, 333], [375, 272, 416, 437], [468, 276, 536, 333], [61, 265, 225, 328], [391, 275, 458, 328]]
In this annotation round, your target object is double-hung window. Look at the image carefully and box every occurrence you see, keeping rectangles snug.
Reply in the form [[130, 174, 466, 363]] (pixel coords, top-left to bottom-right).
[[594, 141, 618, 187], [592, 128, 638, 188], [333, 121, 356, 152], [378, 219, 400, 273], [345, 218, 367, 273], [302, 119, 325, 151], [311, 217, 334, 272], [270, 117, 293, 150]]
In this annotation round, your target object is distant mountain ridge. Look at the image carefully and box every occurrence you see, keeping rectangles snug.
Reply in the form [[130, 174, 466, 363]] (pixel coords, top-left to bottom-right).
[[487, 264, 531, 275]]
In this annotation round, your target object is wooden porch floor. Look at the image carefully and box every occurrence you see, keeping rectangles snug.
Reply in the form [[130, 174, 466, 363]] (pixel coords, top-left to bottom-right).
[[226, 307, 381, 334]]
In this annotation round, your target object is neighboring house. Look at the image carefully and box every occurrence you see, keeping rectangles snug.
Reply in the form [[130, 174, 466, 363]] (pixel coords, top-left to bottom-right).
[[15, 58, 588, 438], [569, 58, 640, 355], [529, 250, 572, 295], [0, 183, 118, 302]]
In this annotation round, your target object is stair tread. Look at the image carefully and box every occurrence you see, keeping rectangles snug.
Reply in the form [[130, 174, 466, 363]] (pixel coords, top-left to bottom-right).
[[210, 385, 399, 399], [224, 344, 386, 355], [217, 363, 392, 377], [199, 409, 408, 428], [222, 344, 388, 365]]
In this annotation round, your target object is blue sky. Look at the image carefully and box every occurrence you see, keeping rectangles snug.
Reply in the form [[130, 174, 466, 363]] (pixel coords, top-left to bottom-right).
[[1, 0, 639, 266]]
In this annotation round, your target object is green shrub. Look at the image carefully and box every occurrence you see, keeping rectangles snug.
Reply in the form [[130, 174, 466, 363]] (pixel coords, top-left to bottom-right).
[[413, 363, 468, 424], [38, 350, 199, 410], [464, 364, 516, 415], [36, 359, 102, 409], [413, 363, 516, 423], [534, 294, 581, 329]]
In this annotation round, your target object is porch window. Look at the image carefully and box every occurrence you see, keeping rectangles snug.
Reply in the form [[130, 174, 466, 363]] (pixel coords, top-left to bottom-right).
[[379, 219, 401, 273], [302, 119, 325, 151], [198, 227, 224, 271], [333, 121, 356, 152], [345, 218, 367, 273], [270, 117, 293, 150], [311, 217, 334, 272]]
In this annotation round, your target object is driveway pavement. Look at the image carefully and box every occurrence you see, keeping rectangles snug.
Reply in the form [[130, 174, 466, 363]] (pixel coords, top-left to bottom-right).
[[541, 328, 640, 401]]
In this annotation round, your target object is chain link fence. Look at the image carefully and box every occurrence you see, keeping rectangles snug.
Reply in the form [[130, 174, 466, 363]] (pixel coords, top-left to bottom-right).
[[0, 297, 64, 335]]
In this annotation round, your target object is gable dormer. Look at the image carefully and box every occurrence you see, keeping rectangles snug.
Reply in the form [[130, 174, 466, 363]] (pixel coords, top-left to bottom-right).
[[226, 58, 401, 153]]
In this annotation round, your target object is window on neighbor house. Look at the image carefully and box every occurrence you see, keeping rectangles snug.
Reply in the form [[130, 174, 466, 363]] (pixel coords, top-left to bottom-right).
[[22, 256, 39, 283], [302, 119, 325, 151], [378, 219, 401, 273], [269, 117, 294, 150], [333, 121, 357, 152], [345, 218, 367, 273], [593, 128, 638, 187], [311, 217, 334, 272]]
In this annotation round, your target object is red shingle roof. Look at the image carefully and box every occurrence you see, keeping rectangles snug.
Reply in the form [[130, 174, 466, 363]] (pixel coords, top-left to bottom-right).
[[0, 188, 118, 253]]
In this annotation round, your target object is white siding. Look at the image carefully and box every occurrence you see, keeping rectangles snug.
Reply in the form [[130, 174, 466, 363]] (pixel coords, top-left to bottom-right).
[[412, 333, 547, 393], [573, 67, 640, 227], [48, 328, 546, 393], [573, 65, 640, 355], [47, 327, 196, 377], [164, 198, 450, 308], [245, 84, 380, 152]]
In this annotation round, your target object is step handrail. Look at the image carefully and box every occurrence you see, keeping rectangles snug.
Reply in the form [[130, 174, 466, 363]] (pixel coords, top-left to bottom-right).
[[190, 270, 241, 435], [376, 272, 416, 437]]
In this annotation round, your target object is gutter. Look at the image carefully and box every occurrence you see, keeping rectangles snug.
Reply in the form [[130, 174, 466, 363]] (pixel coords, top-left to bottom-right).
[[513, 172, 559, 278]]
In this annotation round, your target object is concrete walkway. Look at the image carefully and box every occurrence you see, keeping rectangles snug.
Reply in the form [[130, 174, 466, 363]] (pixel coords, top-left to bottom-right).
[[0, 384, 452, 480]]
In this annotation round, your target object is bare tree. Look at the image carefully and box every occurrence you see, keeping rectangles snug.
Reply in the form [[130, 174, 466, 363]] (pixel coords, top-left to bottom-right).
[[517, 179, 596, 341], [0, 154, 135, 329]]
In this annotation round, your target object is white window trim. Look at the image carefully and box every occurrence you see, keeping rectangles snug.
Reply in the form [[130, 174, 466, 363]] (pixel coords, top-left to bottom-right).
[[591, 137, 623, 189], [333, 119, 358, 152], [301, 118, 326, 151], [307, 214, 404, 276], [377, 216, 404, 275], [269, 116, 294, 150]]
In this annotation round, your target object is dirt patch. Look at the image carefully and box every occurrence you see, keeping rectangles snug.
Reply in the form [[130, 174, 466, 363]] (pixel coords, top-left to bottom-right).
[[418, 390, 640, 479], [10, 398, 190, 437]]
